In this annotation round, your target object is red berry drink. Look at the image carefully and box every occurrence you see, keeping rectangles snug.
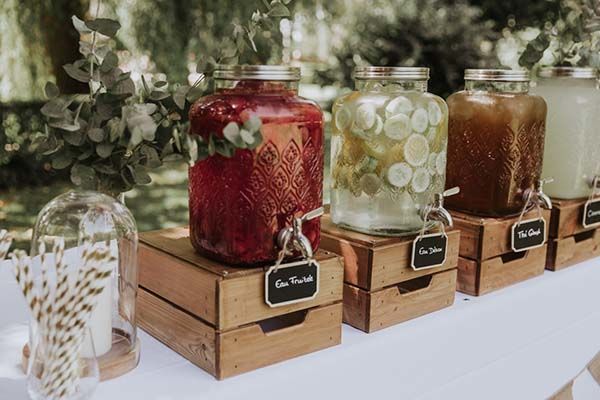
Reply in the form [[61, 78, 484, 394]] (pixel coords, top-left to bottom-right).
[[188, 65, 324, 266]]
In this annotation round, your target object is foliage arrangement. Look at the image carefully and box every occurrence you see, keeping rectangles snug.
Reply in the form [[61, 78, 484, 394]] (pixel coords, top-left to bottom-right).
[[315, 0, 499, 97], [31, 1, 292, 195], [519, 0, 600, 68]]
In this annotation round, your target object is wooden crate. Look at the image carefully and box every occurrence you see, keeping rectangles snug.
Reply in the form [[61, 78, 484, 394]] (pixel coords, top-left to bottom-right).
[[546, 198, 600, 271], [137, 227, 344, 379], [451, 209, 551, 296], [321, 215, 460, 291], [343, 269, 457, 333], [320, 216, 459, 332]]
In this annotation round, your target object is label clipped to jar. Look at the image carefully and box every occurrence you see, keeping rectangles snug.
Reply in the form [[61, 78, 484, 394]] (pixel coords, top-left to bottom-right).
[[583, 199, 600, 228], [511, 218, 546, 252], [411, 232, 448, 270], [265, 259, 319, 308]]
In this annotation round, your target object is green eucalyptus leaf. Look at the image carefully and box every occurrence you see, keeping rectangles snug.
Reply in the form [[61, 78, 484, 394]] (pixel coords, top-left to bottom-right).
[[141, 145, 161, 168], [96, 142, 115, 158], [92, 163, 118, 175], [154, 80, 168, 88], [132, 165, 152, 184], [88, 128, 106, 142], [79, 41, 92, 57], [174, 86, 190, 110], [78, 148, 94, 160], [267, 2, 290, 17], [240, 129, 256, 145], [243, 115, 262, 132], [52, 153, 73, 170], [85, 18, 121, 37], [101, 52, 118, 72], [215, 140, 236, 157], [208, 135, 216, 156], [149, 90, 170, 101], [223, 122, 240, 141], [41, 98, 73, 118], [44, 82, 59, 99], [62, 130, 84, 145], [107, 118, 126, 142], [49, 119, 81, 132], [63, 63, 90, 83], [186, 86, 204, 103], [70, 163, 96, 186], [72, 15, 92, 34]]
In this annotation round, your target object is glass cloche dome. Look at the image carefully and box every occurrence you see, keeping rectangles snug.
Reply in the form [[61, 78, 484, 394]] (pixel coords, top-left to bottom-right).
[[30, 191, 139, 379]]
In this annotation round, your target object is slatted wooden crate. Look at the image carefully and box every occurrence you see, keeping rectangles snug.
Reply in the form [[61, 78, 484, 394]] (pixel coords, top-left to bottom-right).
[[451, 209, 551, 296], [320, 215, 459, 333], [546, 198, 600, 271], [137, 227, 344, 379]]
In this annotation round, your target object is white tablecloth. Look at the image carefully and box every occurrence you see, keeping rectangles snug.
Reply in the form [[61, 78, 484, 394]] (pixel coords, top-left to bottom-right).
[[1, 257, 599, 400]]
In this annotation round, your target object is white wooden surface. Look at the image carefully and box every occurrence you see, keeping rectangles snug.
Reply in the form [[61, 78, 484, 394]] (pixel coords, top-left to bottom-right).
[[1, 256, 599, 400]]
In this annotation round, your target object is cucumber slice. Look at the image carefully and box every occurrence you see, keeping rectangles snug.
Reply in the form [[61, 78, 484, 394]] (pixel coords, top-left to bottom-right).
[[404, 134, 430, 167], [385, 96, 414, 118], [410, 108, 429, 133], [387, 162, 413, 188], [362, 140, 387, 160], [355, 103, 377, 130], [334, 105, 352, 132], [411, 167, 431, 193], [360, 173, 382, 196], [384, 113, 411, 141], [436, 151, 447, 175], [367, 115, 383, 136], [428, 101, 443, 126]]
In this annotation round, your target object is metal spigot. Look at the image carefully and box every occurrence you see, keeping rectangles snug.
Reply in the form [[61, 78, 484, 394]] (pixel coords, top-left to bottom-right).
[[585, 175, 600, 190], [422, 187, 460, 229], [524, 178, 553, 210], [276, 207, 324, 259]]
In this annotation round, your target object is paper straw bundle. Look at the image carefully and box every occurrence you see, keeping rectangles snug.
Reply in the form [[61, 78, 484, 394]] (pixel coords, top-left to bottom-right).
[[0, 229, 11, 261], [9, 238, 115, 400]]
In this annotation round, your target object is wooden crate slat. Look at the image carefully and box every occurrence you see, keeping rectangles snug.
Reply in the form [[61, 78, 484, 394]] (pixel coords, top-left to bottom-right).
[[138, 288, 217, 375], [456, 257, 479, 296], [321, 218, 461, 291], [343, 269, 457, 333], [218, 302, 342, 379], [546, 229, 600, 271], [550, 198, 592, 239], [217, 255, 343, 331], [139, 228, 343, 331], [139, 243, 218, 325], [451, 209, 551, 261]]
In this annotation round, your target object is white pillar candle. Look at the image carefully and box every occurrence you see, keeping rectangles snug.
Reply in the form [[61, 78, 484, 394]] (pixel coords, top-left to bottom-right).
[[81, 277, 112, 358]]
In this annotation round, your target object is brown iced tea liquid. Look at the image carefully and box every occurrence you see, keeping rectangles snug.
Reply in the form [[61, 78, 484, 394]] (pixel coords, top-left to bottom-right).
[[445, 91, 547, 216]]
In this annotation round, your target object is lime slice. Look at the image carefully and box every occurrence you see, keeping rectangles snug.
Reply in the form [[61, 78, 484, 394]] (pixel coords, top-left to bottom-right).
[[360, 173, 382, 196], [410, 108, 429, 133], [367, 115, 383, 136], [427, 152, 437, 175], [428, 101, 443, 126], [334, 105, 352, 132], [436, 151, 446, 175], [362, 140, 387, 160], [404, 134, 430, 167], [387, 162, 413, 188], [385, 96, 413, 118], [411, 167, 431, 193], [355, 103, 377, 130], [383, 113, 411, 141]]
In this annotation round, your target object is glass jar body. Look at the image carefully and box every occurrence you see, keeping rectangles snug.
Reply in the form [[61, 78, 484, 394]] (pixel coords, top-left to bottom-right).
[[446, 83, 547, 216], [330, 80, 448, 236], [532, 77, 600, 199], [188, 80, 324, 266]]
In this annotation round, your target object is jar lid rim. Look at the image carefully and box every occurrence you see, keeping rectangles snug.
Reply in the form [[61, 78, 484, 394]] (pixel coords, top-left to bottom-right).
[[464, 69, 530, 82], [353, 66, 430, 80], [213, 64, 301, 81], [538, 66, 598, 79]]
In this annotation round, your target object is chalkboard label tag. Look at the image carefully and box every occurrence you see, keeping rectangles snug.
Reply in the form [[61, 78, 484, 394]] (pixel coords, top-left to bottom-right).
[[511, 218, 546, 253], [411, 232, 448, 270], [583, 199, 600, 228], [265, 259, 319, 308]]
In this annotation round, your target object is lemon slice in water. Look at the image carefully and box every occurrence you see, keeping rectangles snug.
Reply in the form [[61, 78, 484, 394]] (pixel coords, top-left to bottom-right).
[[411, 108, 429, 133], [411, 167, 431, 193], [355, 103, 377, 130], [387, 162, 413, 188], [428, 101, 443, 126], [384, 113, 411, 141], [334, 105, 352, 132], [385, 96, 414, 118]]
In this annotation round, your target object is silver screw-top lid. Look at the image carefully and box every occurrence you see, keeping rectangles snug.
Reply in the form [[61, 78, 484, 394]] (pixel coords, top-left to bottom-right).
[[538, 66, 598, 79], [212, 65, 301, 81], [464, 69, 530, 82], [353, 66, 430, 80]]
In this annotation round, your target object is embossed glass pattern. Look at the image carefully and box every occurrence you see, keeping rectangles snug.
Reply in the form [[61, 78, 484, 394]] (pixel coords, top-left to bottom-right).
[[188, 67, 324, 266], [532, 70, 600, 199], [446, 74, 547, 216]]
